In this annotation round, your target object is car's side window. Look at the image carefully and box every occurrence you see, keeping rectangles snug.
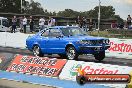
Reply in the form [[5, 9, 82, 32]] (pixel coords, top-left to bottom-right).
[[41, 30, 49, 37], [49, 29, 61, 37]]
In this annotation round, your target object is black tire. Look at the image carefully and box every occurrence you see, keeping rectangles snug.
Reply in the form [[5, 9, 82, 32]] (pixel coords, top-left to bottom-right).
[[66, 46, 78, 60], [33, 45, 43, 57], [94, 51, 105, 61], [76, 76, 86, 85]]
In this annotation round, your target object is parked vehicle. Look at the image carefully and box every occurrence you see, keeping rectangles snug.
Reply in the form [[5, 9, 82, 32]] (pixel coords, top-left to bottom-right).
[[26, 26, 110, 61], [0, 17, 10, 32]]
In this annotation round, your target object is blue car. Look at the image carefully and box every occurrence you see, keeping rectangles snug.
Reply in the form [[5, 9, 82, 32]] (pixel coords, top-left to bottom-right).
[[26, 26, 110, 61]]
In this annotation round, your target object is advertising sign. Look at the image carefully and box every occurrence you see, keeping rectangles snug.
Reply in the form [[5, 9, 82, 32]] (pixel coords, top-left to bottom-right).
[[7, 55, 67, 77], [59, 60, 132, 81], [59, 60, 132, 88], [106, 38, 132, 59]]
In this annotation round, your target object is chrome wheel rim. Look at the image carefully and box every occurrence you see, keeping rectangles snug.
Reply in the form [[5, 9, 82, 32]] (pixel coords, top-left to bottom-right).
[[67, 47, 76, 60], [33, 46, 40, 56]]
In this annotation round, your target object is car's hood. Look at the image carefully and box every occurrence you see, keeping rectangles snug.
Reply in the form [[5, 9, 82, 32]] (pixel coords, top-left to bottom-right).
[[63, 35, 108, 41]]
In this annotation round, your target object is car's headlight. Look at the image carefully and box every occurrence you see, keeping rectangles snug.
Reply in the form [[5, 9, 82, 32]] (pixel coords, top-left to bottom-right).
[[103, 39, 110, 44], [78, 40, 91, 44]]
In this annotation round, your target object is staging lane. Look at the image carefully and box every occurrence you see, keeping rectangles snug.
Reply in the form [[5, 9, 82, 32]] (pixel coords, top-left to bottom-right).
[[0, 46, 132, 67]]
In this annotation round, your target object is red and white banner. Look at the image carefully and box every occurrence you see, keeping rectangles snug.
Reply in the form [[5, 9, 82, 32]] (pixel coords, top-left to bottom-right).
[[106, 38, 132, 59], [59, 60, 132, 80], [59, 60, 132, 88], [108, 38, 132, 53], [7, 55, 67, 77]]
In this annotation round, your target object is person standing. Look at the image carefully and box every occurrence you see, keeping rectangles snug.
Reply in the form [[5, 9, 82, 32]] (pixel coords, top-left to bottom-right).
[[23, 16, 27, 33], [11, 16, 17, 33], [48, 17, 56, 27], [77, 16, 83, 28], [29, 16, 34, 33], [127, 15, 132, 29], [39, 17, 45, 31], [89, 18, 93, 31], [82, 17, 87, 31], [19, 16, 23, 32]]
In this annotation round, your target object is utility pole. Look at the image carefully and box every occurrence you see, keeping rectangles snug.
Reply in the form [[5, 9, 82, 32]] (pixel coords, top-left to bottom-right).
[[21, 0, 22, 13], [97, 0, 101, 31], [97, 0, 101, 36]]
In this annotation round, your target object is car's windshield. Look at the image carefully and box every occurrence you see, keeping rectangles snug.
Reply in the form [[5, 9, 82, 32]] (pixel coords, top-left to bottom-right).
[[60, 27, 88, 36]]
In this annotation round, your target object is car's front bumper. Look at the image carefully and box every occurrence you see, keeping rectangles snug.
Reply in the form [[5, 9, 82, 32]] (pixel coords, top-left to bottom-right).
[[78, 45, 110, 53]]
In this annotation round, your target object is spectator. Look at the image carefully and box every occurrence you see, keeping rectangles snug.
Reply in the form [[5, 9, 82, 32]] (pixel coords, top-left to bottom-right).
[[89, 18, 93, 31], [82, 17, 87, 31], [111, 21, 117, 29], [39, 17, 45, 31], [77, 16, 83, 28], [11, 16, 17, 33], [23, 16, 27, 33], [48, 17, 56, 27], [127, 15, 132, 29], [29, 16, 34, 33], [19, 16, 23, 32], [118, 23, 124, 29]]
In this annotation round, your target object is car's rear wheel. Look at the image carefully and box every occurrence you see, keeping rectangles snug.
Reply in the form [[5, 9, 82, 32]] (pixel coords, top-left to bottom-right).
[[94, 51, 105, 61], [66, 46, 78, 60], [33, 45, 43, 57]]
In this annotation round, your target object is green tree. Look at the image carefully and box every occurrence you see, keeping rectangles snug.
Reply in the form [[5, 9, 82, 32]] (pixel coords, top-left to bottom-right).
[[27, 0, 44, 14], [22, 0, 30, 14], [88, 6, 115, 19], [0, 0, 21, 13], [113, 15, 124, 23], [57, 9, 79, 17]]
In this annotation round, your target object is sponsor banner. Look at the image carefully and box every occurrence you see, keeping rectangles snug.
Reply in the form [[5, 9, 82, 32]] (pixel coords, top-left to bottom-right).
[[59, 60, 132, 81], [59, 60, 132, 88], [106, 38, 132, 59], [7, 55, 67, 77]]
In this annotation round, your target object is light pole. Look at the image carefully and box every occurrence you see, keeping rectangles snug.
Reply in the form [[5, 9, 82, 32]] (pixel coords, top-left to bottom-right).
[[21, 0, 22, 13], [97, 0, 101, 31]]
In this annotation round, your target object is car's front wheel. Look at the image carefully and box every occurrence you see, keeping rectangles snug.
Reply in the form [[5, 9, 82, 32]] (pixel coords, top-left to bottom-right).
[[33, 45, 43, 57], [66, 46, 78, 60], [94, 51, 105, 61]]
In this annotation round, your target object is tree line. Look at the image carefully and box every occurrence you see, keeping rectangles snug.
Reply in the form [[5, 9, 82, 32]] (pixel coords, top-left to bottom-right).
[[0, 0, 123, 23]]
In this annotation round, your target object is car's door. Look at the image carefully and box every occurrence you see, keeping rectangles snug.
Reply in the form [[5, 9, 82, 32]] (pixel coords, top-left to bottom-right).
[[45, 28, 66, 54], [39, 29, 50, 53]]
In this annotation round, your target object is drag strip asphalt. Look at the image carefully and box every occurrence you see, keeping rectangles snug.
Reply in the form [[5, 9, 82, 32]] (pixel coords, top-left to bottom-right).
[[0, 46, 132, 67]]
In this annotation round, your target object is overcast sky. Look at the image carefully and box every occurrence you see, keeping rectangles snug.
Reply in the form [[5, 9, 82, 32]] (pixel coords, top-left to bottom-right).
[[26, 0, 132, 20]]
